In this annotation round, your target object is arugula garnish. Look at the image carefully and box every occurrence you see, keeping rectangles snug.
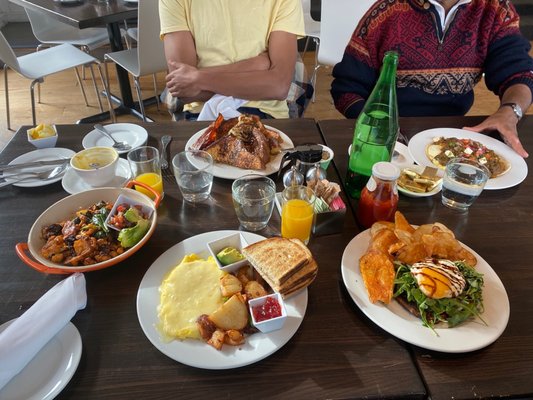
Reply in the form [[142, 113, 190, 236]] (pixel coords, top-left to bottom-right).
[[393, 261, 485, 333]]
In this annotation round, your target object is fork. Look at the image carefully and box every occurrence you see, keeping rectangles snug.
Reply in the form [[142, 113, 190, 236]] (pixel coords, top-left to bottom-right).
[[160, 135, 171, 169]]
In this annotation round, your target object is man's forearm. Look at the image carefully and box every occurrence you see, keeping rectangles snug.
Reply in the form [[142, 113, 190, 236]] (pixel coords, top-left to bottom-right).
[[500, 84, 532, 116]]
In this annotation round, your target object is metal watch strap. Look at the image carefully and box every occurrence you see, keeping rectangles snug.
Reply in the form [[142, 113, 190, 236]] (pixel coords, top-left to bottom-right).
[[500, 102, 523, 121]]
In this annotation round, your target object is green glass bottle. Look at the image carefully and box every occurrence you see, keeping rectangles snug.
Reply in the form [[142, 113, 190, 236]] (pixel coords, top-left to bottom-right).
[[345, 50, 399, 199]]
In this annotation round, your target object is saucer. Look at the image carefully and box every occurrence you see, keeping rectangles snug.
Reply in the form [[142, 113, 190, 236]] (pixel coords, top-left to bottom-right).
[[82, 123, 148, 155], [62, 158, 131, 194]]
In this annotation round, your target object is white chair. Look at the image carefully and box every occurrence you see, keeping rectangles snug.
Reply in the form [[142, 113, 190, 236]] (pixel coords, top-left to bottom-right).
[[104, 0, 168, 122], [311, 0, 375, 87], [0, 31, 112, 131], [23, 7, 114, 112], [300, 0, 321, 102]]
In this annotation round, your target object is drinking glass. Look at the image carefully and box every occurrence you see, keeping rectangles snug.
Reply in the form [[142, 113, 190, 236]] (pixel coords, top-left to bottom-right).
[[232, 175, 276, 231], [441, 157, 490, 211], [173, 150, 213, 202], [127, 146, 163, 200], [281, 185, 316, 244]]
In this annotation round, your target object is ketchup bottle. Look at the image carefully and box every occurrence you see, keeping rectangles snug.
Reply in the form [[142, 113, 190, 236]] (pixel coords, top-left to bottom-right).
[[356, 162, 400, 229]]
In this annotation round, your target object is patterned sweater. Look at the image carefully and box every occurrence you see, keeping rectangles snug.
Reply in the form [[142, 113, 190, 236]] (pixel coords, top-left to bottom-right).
[[331, 0, 533, 118]]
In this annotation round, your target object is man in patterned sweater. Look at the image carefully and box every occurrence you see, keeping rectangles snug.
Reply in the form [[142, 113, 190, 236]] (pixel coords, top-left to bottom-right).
[[331, 0, 533, 157]]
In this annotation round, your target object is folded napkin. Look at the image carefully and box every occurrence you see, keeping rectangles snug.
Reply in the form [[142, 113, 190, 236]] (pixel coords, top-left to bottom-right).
[[0, 273, 87, 391], [197, 94, 247, 121]]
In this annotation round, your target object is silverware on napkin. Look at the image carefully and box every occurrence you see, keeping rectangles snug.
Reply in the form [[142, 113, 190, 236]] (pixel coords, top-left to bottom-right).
[[0, 158, 70, 174]]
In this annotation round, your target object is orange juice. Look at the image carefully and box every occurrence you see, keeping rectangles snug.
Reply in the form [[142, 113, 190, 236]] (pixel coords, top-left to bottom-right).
[[134, 172, 163, 199], [281, 199, 314, 244]]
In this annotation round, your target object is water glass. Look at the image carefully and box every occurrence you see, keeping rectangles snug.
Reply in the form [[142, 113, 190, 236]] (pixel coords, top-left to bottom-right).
[[232, 175, 276, 231], [441, 157, 490, 211], [127, 146, 163, 200], [281, 185, 316, 245], [173, 150, 213, 203]]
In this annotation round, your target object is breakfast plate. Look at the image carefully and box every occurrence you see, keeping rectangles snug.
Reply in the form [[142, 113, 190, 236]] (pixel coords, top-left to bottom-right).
[[0, 320, 81, 400], [82, 123, 148, 155], [2, 148, 74, 188], [62, 158, 131, 194], [185, 126, 294, 180], [348, 141, 415, 170], [341, 229, 510, 353], [137, 230, 308, 369], [408, 128, 528, 190]]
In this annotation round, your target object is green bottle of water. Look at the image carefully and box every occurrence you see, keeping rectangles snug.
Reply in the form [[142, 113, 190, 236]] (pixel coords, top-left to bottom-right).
[[346, 51, 399, 199]]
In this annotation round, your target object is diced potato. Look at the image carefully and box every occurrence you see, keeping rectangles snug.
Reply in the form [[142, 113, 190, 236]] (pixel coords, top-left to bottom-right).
[[209, 293, 249, 330], [244, 280, 268, 299], [220, 274, 243, 297]]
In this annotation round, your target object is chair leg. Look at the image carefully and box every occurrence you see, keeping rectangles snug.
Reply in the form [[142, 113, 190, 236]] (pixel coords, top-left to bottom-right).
[[4, 64, 11, 131], [29, 79, 41, 127], [88, 64, 104, 112], [311, 37, 321, 103], [133, 76, 147, 122], [152, 73, 160, 111], [81, 45, 90, 80], [98, 62, 116, 123], [74, 67, 90, 107], [302, 36, 311, 60]]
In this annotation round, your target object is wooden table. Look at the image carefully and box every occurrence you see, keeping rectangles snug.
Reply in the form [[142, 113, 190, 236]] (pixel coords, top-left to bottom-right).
[[0, 119, 425, 399], [318, 115, 533, 400], [8, 0, 149, 122]]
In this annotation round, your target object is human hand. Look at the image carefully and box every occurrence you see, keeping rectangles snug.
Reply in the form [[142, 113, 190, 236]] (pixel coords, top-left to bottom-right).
[[165, 62, 202, 98], [463, 108, 528, 158]]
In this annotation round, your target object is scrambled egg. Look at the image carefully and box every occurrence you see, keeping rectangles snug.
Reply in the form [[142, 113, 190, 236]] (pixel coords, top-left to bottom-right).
[[158, 254, 226, 340]]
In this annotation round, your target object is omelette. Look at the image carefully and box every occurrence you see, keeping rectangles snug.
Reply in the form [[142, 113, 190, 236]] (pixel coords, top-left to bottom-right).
[[158, 254, 226, 340]]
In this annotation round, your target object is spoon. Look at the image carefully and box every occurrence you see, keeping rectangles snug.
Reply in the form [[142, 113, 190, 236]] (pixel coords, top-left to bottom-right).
[[160, 135, 171, 169], [0, 162, 68, 188], [94, 124, 131, 151]]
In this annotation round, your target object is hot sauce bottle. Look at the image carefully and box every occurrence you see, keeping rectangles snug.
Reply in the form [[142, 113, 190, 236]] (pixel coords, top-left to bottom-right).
[[356, 162, 400, 229]]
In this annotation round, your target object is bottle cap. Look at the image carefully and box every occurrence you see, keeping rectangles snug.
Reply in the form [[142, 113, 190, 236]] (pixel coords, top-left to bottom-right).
[[372, 162, 400, 181]]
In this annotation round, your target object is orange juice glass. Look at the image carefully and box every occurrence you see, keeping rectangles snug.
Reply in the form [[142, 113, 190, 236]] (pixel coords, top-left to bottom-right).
[[127, 146, 164, 200], [281, 185, 315, 244]]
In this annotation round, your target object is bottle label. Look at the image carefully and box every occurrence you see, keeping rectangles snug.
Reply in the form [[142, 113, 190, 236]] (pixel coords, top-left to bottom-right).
[[366, 176, 377, 192]]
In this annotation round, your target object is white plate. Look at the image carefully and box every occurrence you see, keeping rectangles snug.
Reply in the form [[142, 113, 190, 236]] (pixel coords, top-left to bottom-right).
[[348, 142, 414, 170], [82, 123, 148, 155], [0, 320, 82, 400], [397, 165, 443, 198], [3, 148, 74, 188], [341, 229, 510, 353], [408, 128, 528, 190], [137, 230, 308, 369], [61, 158, 131, 194], [185, 126, 294, 180]]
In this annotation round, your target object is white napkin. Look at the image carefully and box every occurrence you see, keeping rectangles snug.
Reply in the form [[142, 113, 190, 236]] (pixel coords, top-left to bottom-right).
[[0, 273, 87, 391], [197, 94, 247, 121]]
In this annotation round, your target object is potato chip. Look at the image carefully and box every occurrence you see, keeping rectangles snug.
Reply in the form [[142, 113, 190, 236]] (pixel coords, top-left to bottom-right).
[[368, 228, 399, 254], [359, 251, 395, 304], [394, 211, 415, 234], [370, 221, 395, 238]]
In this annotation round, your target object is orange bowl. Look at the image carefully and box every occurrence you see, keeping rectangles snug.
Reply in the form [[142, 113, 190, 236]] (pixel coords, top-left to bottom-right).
[[16, 181, 161, 274]]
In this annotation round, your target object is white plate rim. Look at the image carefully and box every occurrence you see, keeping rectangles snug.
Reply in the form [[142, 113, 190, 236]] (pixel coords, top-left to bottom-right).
[[5, 148, 74, 188], [185, 126, 294, 180], [348, 141, 415, 170], [136, 230, 308, 369], [341, 229, 510, 353], [61, 158, 131, 195], [0, 320, 82, 400], [407, 128, 528, 190], [82, 123, 148, 155]]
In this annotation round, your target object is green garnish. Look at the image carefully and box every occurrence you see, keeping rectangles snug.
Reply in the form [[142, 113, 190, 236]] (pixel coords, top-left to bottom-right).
[[393, 261, 486, 334]]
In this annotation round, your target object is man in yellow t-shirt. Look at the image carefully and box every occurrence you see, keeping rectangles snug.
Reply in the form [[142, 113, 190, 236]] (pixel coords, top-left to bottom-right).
[[159, 0, 305, 119]]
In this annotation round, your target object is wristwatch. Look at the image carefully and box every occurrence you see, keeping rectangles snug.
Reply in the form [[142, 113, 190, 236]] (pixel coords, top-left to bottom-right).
[[500, 102, 523, 121]]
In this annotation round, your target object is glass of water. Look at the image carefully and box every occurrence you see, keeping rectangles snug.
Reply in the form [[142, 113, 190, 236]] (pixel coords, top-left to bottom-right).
[[172, 150, 213, 203], [232, 175, 276, 231], [441, 157, 490, 211]]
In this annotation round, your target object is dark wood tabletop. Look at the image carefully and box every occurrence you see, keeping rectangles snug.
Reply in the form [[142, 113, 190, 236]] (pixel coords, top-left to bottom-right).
[[0, 119, 425, 399], [318, 115, 533, 400]]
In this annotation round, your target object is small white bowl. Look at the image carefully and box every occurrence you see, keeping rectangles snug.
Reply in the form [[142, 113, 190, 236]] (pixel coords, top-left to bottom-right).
[[105, 194, 154, 231], [207, 233, 249, 273], [27, 125, 58, 149], [398, 164, 443, 198], [70, 146, 119, 187], [249, 293, 287, 333]]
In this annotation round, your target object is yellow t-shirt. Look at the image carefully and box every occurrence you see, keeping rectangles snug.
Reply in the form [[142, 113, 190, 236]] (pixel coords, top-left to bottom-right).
[[159, 0, 305, 118]]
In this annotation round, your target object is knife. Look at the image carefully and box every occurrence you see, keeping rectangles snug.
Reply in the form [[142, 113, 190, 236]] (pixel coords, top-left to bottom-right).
[[0, 158, 70, 174]]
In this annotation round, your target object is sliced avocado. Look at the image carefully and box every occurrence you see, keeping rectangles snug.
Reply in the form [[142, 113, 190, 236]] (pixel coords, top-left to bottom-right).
[[216, 247, 244, 266], [123, 207, 143, 223], [118, 218, 150, 248]]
